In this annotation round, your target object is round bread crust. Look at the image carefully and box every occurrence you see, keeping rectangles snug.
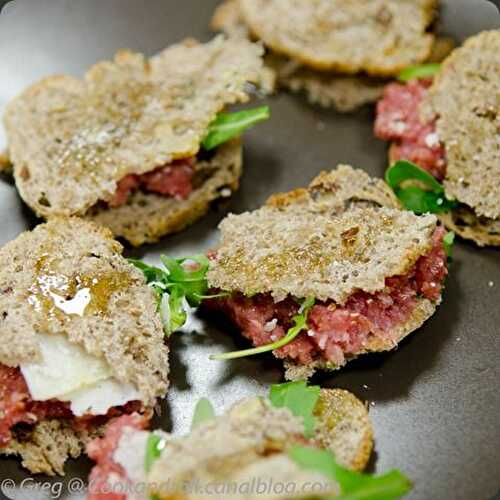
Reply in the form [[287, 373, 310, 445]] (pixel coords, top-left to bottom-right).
[[208, 165, 436, 304], [439, 210, 500, 248], [86, 139, 243, 246], [0, 218, 168, 405], [149, 392, 373, 495], [421, 30, 500, 220], [238, 0, 437, 76], [4, 36, 264, 217], [1, 419, 103, 476], [315, 388, 374, 472]]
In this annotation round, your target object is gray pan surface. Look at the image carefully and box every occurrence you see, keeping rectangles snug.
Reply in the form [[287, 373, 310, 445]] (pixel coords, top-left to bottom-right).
[[0, 1, 499, 499]]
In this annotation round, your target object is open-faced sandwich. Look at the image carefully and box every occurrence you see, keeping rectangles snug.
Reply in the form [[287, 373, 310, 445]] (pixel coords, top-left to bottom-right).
[[132, 166, 451, 380], [375, 30, 500, 246], [211, 0, 455, 112], [3, 36, 269, 246], [0, 218, 169, 475], [86, 380, 411, 499]]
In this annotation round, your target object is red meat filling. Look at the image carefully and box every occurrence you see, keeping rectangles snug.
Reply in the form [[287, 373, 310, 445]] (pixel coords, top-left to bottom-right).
[[109, 157, 195, 207], [87, 413, 148, 500], [374, 79, 446, 181], [208, 227, 447, 367], [0, 365, 142, 448]]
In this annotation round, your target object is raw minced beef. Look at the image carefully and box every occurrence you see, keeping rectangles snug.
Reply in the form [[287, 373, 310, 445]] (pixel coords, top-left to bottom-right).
[[0, 364, 142, 447], [109, 157, 195, 207], [87, 413, 148, 500], [207, 227, 447, 367], [374, 79, 446, 181]]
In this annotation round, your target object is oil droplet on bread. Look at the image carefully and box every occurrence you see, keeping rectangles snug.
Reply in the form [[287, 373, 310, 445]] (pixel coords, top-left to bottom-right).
[[28, 254, 133, 318]]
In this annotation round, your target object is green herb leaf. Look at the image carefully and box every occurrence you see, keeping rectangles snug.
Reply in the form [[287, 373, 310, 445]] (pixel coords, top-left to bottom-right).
[[210, 296, 315, 360], [144, 434, 165, 473], [129, 255, 223, 336], [443, 231, 455, 258], [191, 397, 216, 430], [269, 381, 320, 438], [385, 161, 458, 214], [202, 106, 270, 150], [289, 446, 412, 500], [397, 63, 441, 82]]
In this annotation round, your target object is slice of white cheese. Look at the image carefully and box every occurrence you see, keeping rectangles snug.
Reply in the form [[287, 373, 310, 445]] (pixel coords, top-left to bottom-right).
[[20, 334, 142, 416], [65, 379, 141, 417], [21, 333, 112, 401]]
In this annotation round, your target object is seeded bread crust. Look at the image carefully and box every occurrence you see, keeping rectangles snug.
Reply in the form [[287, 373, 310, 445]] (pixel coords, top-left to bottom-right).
[[86, 139, 242, 246], [149, 391, 372, 497], [4, 36, 264, 218], [1, 420, 103, 476], [208, 165, 436, 304], [238, 0, 437, 77], [421, 30, 500, 221], [0, 218, 168, 405]]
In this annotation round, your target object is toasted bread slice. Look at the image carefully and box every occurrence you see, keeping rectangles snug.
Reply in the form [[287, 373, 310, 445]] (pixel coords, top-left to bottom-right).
[[211, 0, 249, 37], [208, 165, 442, 377], [86, 138, 242, 246], [2, 420, 102, 476], [272, 35, 455, 112], [0, 218, 168, 404], [421, 31, 500, 222], [238, 0, 437, 76], [315, 388, 373, 471], [147, 389, 372, 498], [4, 36, 264, 220], [385, 31, 500, 246], [208, 165, 436, 304], [439, 208, 500, 248], [212, 1, 452, 112]]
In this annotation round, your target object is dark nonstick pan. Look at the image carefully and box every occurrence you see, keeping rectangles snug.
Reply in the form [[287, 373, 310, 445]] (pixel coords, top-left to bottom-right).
[[0, 1, 498, 499]]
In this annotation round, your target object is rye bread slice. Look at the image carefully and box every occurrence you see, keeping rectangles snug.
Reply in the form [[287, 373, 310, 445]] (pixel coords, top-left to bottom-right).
[[271, 35, 455, 112], [212, 1, 453, 112], [0, 218, 168, 406], [238, 0, 437, 77], [208, 165, 437, 304], [421, 30, 500, 221], [149, 389, 372, 496], [439, 208, 500, 248], [4, 36, 264, 218], [86, 139, 242, 246], [1, 420, 102, 476]]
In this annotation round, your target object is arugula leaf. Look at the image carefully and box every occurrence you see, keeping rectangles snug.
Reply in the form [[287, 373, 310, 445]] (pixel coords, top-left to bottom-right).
[[443, 231, 455, 258], [269, 381, 320, 438], [202, 106, 270, 150], [144, 434, 165, 473], [397, 63, 441, 82], [289, 446, 411, 500], [385, 161, 458, 214], [130, 255, 224, 336], [191, 397, 216, 430], [210, 296, 315, 360]]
